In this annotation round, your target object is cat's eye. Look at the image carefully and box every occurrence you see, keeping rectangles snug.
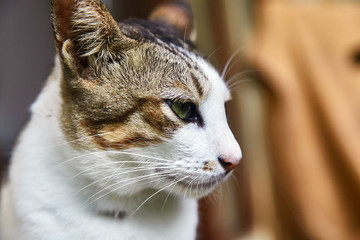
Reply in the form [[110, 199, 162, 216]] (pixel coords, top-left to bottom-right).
[[168, 100, 197, 122]]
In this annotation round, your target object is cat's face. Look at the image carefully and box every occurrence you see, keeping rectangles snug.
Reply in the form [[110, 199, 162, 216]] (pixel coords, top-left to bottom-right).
[[52, 0, 241, 199]]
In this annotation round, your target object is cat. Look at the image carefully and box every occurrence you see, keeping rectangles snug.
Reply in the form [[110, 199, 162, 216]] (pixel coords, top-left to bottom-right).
[[0, 0, 242, 239]]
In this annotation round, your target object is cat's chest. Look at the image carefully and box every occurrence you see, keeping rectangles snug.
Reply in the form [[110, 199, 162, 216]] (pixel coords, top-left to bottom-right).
[[22, 197, 198, 240]]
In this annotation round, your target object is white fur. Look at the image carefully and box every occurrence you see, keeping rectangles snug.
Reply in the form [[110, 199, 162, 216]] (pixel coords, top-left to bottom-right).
[[0, 55, 241, 239]]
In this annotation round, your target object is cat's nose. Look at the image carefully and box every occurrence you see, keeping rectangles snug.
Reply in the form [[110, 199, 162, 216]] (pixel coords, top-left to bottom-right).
[[218, 155, 241, 173]]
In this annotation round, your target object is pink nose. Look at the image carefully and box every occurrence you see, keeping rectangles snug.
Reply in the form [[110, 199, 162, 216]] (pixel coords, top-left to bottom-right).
[[218, 156, 241, 173]]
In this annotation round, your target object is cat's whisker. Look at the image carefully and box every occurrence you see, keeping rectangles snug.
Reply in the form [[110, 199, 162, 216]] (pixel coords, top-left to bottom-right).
[[67, 161, 174, 182], [73, 168, 149, 196], [221, 48, 243, 79], [54, 151, 102, 168], [183, 26, 188, 44], [195, 175, 202, 198], [161, 176, 181, 211], [103, 159, 136, 184], [206, 46, 224, 61], [56, 150, 175, 169], [223, 55, 247, 80], [229, 173, 240, 189], [217, 182, 224, 219], [81, 174, 161, 208], [98, 150, 175, 163], [227, 78, 254, 91], [82, 170, 184, 210], [103, 159, 133, 185], [66, 157, 180, 185], [66, 163, 108, 182], [224, 177, 233, 195], [183, 175, 200, 198], [72, 166, 176, 197], [81, 171, 176, 207], [221, 46, 248, 79], [225, 69, 257, 86], [131, 176, 189, 216]]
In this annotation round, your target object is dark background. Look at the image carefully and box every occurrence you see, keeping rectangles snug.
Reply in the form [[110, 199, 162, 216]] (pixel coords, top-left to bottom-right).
[[0, 0, 55, 175]]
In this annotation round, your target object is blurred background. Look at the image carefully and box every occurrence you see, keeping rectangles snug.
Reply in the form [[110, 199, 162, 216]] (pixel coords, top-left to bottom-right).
[[1, 0, 360, 239]]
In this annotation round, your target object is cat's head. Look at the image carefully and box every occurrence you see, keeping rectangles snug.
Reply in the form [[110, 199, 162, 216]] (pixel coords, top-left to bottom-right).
[[51, 0, 242, 199]]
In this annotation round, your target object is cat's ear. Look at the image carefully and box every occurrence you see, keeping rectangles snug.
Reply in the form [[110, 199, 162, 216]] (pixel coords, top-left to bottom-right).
[[149, 1, 196, 43], [51, 0, 134, 75]]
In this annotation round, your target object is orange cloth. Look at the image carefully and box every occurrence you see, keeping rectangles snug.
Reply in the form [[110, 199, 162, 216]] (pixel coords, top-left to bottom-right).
[[250, 1, 360, 239]]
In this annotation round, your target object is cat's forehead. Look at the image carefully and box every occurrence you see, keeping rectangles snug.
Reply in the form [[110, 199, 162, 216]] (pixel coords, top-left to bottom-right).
[[119, 18, 194, 53], [110, 19, 229, 103], [196, 57, 231, 102]]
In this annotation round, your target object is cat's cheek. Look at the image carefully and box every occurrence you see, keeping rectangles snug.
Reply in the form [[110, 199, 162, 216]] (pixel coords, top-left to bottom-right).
[[170, 127, 220, 169]]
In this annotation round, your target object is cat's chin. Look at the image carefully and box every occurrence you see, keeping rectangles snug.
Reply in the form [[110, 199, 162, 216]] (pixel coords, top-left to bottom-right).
[[163, 174, 226, 199]]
